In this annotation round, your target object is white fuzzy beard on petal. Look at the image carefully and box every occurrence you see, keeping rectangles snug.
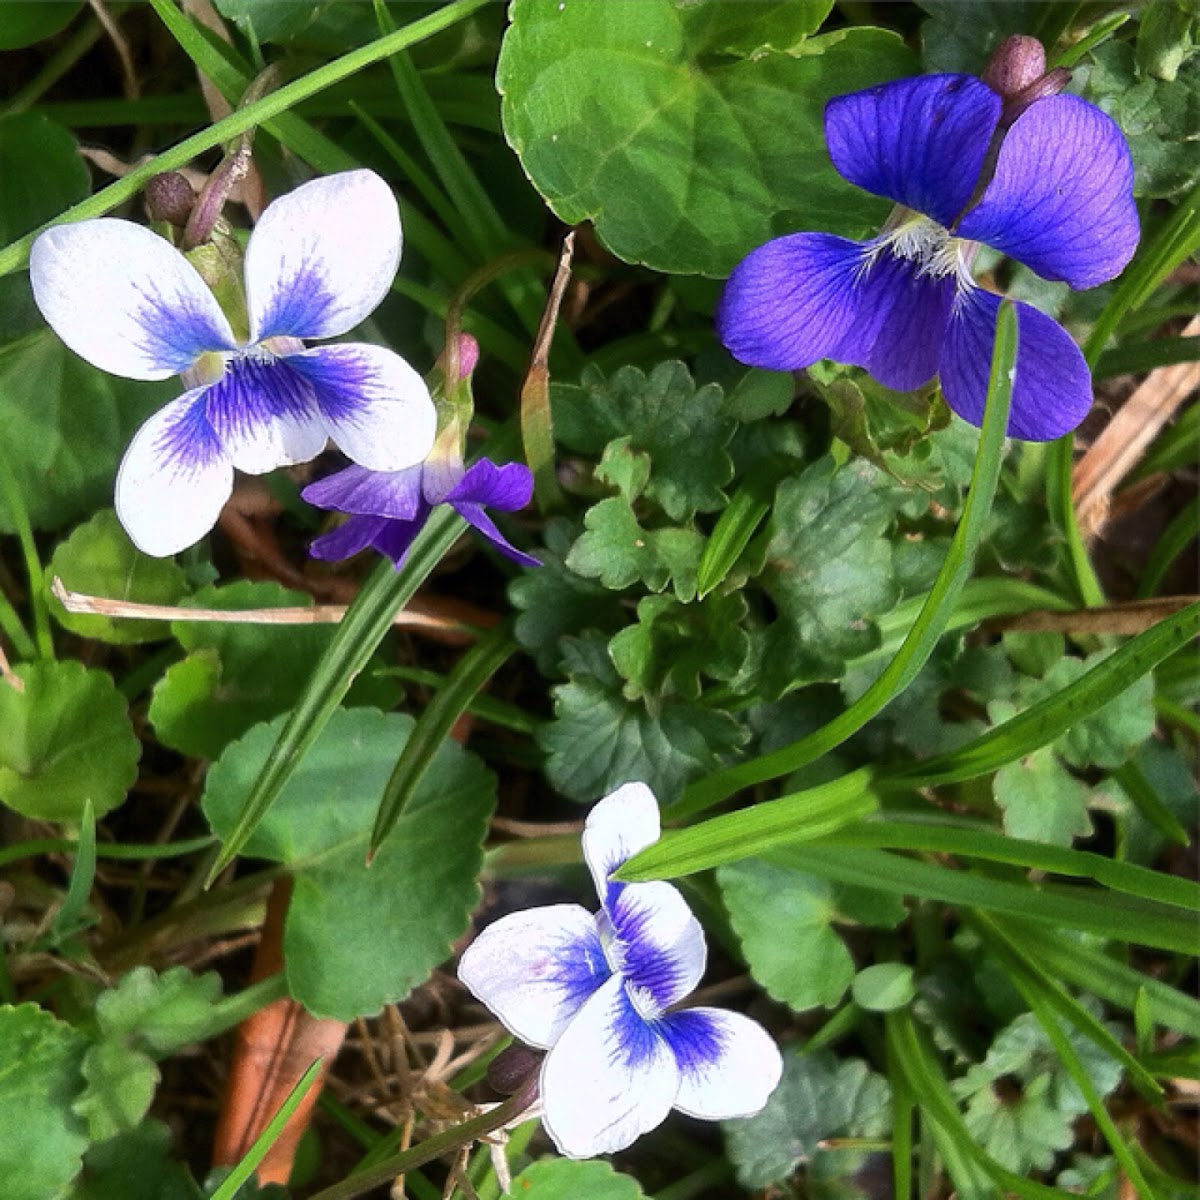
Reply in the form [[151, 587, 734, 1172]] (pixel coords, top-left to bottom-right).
[[872, 213, 976, 290]]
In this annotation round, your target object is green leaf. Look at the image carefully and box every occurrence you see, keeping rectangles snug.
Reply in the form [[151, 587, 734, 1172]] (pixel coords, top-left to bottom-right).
[[74, 1121, 199, 1200], [917, 1, 1043, 73], [566, 498, 704, 601], [0, 330, 169, 534], [993, 748, 1093, 847], [757, 457, 901, 696], [719, 862, 854, 1011], [952, 1011, 1124, 1173], [0, 1004, 89, 1200], [498, 3, 916, 275], [94, 966, 224, 1058], [202, 709, 494, 1019], [148, 581, 400, 759], [0, 661, 140, 821], [851, 963, 915, 1012], [74, 1040, 158, 1142], [510, 518, 625, 675], [724, 1049, 891, 1189], [1136, 0, 1196, 81], [553, 363, 736, 519], [1082, 40, 1200, 198], [0, 3, 81, 51], [212, 0, 332, 43], [509, 1158, 645, 1198], [47, 510, 189, 644], [539, 673, 746, 805]]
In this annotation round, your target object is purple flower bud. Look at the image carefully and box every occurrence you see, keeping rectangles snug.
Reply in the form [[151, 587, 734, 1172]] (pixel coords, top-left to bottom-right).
[[981, 35, 1046, 98], [456, 332, 480, 380], [144, 172, 196, 228], [486, 1045, 543, 1095]]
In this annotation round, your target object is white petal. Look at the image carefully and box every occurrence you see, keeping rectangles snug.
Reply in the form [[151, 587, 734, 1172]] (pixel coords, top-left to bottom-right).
[[115, 390, 233, 556], [582, 781, 662, 902], [662, 1008, 783, 1120], [204, 354, 327, 475], [245, 170, 401, 341], [540, 975, 680, 1159], [607, 881, 707, 1013], [30, 218, 235, 380], [287, 343, 436, 472], [457, 905, 610, 1050]]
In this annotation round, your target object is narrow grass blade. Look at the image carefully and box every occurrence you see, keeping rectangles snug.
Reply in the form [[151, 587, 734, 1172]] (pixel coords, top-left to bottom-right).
[[880, 601, 1200, 791], [369, 623, 518, 860], [696, 472, 778, 599], [42, 799, 96, 947], [617, 768, 878, 882], [676, 302, 1018, 817]]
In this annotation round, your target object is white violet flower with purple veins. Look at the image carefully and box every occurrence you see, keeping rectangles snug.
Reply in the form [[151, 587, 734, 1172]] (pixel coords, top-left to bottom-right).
[[458, 783, 783, 1159], [30, 169, 436, 556]]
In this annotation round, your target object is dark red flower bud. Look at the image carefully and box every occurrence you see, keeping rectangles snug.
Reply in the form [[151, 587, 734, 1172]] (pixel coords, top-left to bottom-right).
[[144, 172, 196, 228], [981, 35, 1046, 98]]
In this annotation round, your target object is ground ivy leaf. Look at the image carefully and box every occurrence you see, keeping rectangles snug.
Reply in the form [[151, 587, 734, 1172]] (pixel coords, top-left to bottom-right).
[[718, 861, 855, 1011], [499, 3, 916, 275], [74, 1040, 158, 1143], [0, 660, 140, 822], [540, 674, 746, 804], [758, 457, 901, 697], [566, 498, 704, 601], [554, 363, 736, 519], [952, 1011, 1125, 1173], [0, 329, 170, 534], [0, 1004, 89, 1200], [993, 747, 1093, 846], [509, 1158, 645, 1198], [74, 1120, 199, 1200], [724, 1048, 891, 1189], [202, 709, 494, 1019], [149, 580, 399, 759], [509, 518, 625, 676], [47, 509, 189, 645], [94, 966, 223, 1057]]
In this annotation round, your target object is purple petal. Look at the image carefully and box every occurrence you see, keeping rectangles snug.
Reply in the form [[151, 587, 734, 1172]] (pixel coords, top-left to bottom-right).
[[941, 288, 1092, 441], [659, 1008, 783, 1120], [203, 355, 326, 474], [301, 463, 424, 520], [607, 881, 706, 1013], [445, 459, 534, 512], [451, 502, 542, 567], [457, 904, 610, 1049], [308, 514, 391, 562], [848, 251, 955, 392], [371, 508, 429, 567], [826, 75, 1001, 227], [957, 94, 1139, 289], [717, 233, 870, 371]]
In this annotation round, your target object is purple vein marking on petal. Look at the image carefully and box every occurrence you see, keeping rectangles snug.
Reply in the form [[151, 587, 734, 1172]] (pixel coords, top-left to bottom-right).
[[203, 354, 315, 445], [658, 1008, 725, 1076], [254, 260, 339, 343], [132, 283, 233, 372], [547, 922, 612, 1011], [153, 392, 224, 476], [608, 891, 689, 1015], [611, 985, 663, 1071], [446, 460, 535, 512], [281, 335, 377, 425]]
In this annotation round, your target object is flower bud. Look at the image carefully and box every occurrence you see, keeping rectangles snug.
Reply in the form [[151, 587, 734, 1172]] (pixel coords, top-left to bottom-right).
[[144, 172, 196, 227], [456, 332, 480, 381], [981, 35, 1046, 98], [486, 1044, 543, 1095]]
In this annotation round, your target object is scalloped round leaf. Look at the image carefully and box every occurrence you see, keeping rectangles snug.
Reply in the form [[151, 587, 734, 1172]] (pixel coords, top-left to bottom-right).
[[498, 3, 916, 275], [201, 709, 494, 1019], [851, 962, 915, 1012], [0, 330, 171, 534], [148, 580, 401, 759], [0, 1004, 89, 1200], [510, 1159, 646, 1198], [47, 510, 189, 644], [0, 661, 140, 821]]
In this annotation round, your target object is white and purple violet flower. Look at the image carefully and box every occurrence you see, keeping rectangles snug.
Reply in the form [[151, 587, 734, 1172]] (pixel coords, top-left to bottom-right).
[[30, 170, 436, 556], [717, 73, 1139, 441], [458, 783, 782, 1159]]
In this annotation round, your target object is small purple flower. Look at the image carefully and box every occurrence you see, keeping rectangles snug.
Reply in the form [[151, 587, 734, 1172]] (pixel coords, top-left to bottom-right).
[[302, 450, 540, 570], [717, 74, 1139, 441], [30, 170, 436, 555], [458, 783, 782, 1159]]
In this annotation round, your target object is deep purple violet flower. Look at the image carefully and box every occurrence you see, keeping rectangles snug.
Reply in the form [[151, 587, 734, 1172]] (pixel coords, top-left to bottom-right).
[[302, 453, 540, 569], [717, 73, 1139, 441]]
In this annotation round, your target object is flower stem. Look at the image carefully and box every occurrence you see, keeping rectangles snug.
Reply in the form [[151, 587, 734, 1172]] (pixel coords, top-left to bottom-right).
[[0, 444, 53, 660]]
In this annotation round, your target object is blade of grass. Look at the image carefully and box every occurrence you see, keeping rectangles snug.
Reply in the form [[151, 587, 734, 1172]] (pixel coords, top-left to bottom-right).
[[368, 622, 518, 859], [880, 600, 1200, 790], [1112, 760, 1190, 848], [674, 302, 1018, 818], [0, 0, 491, 277]]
